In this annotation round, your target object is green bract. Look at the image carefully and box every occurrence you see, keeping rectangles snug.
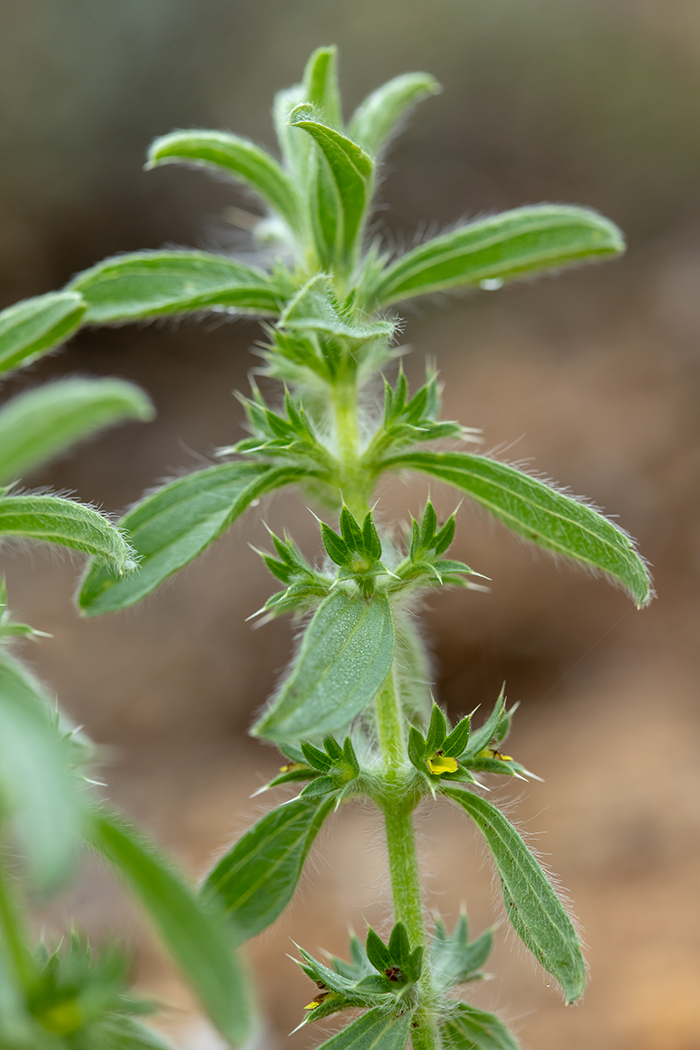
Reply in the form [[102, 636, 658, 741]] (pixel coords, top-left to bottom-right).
[[0, 44, 651, 1050]]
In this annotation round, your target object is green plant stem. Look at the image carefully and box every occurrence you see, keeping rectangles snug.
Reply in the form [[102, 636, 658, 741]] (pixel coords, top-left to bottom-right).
[[0, 854, 35, 991], [331, 372, 368, 519], [376, 673, 438, 1050]]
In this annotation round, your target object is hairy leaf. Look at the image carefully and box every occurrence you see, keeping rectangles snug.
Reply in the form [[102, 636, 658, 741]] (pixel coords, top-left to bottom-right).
[[444, 788, 586, 1003], [0, 291, 85, 375], [0, 378, 153, 484], [386, 451, 651, 606], [280, 275, 394, 341], [89, 813, 251, 1046], [0, 653, 85, 889], [147, 131, 301, 232], [0, 494, 135, 572], [367, 205, 624, 309], [441, 1003, 519, 1050], [290, 109, 374, 261], [70, 250, 287, 324], [348, 72, 441, 156], [314, 1006, 412, 1050], [303, 47, 342, 128], [252, 590, 394, 742], [78, 462, 305, 615], [273, 84, 312, 187], [203, 796, 333, 942]]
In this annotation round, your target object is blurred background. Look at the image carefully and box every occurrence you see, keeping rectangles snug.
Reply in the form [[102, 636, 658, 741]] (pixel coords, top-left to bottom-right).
[[1, 1, 700, 1048]]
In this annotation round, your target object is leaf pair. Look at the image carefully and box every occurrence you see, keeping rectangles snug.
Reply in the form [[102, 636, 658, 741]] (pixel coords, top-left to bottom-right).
[[0, 291, 154, 571]]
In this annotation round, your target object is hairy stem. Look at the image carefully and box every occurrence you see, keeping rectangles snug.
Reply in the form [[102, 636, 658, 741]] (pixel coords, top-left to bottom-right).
[[376, 673, 439, 1050], [331, 372, 369, 519]]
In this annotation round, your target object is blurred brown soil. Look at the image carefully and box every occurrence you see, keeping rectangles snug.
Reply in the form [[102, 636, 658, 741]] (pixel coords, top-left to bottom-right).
[[10, 256, 700, 1050]]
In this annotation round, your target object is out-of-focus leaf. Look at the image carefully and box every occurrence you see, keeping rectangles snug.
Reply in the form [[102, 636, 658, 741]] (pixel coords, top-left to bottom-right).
[[147, 131, 301, 232], [366, 206, 625, 309], [313, 1006, 412, 1050], [70, 251, 288, 324], [93, 1017, 176, 1049], [252, 590, 394, 742], [0, 494, 135, 573], [89, 813, 251, 1046], [303, 47, 342, 128], [0, 291, 85, 375], [78, 462, 305, 615], [444, 788, 586, 1004], [430, 914, 493, 990], [441, 1002, 519, 1050], [0, 942, 33, 1047], [385, 450, 651, 607], [0, 378, 154, 484], [203, 796, 333, 942], [348, 72, 441, 156], [0, 652, 85, 889], [273, 84, 311, 187]]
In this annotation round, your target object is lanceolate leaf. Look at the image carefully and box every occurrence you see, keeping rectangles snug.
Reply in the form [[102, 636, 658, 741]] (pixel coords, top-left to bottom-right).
[[314, 1006, 412, 1050], [147, 131, 301, 232], [0, 378, 154, 484], [348, 72, 441, 156], [89, 813, 251, 1047], [0, 291, 86, 376], [289, 109, 374, 261], [252, 590, 395, 742], [303, 47, 342, 129], [385, 451, 651, 607], [366, 205, 625, 309], [441, 1003, 519, 1050], [203, 796, 333, 942], [78, 462, 306, 615], [0, 652, 86, 889], [0, 494, 135, 573], [444, 788, 586, 1003], [69, 251, 288, 324], [273, 84, 312, 188]]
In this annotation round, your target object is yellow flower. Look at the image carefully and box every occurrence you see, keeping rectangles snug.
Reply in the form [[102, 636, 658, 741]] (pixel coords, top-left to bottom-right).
[[475, 747, 512, 762], [427, 751, 459, 775]]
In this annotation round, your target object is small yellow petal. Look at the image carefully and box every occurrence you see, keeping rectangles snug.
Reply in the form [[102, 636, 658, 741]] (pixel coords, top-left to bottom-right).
[[280, 762, 305, 773], [428, 754, 459, 775], [475, 747, 512, 762], [304, 1001, 321, 1011]]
